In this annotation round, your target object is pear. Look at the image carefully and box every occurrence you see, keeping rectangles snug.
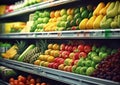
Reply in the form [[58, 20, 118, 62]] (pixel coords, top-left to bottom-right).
[[111, 16, 119, 28], [107, 2, 115, 13], [100, 16, 113, 29], [107, 1, 119, 18], [118, 2, 120, 14], [118, 15, 120, 27]]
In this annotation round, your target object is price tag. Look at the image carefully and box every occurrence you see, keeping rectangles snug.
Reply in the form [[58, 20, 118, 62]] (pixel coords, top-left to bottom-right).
[[105, 29, 111, 38], [57, 33, 61, 38], [83, 31, 90, 37], [76, 32, 80, 37]]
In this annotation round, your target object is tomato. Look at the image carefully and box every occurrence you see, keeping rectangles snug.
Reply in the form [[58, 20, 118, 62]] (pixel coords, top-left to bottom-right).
[[14, 80, 19, 85], [36, 83, 41, 85], [36, 78, 41, 83], [10, 81, 14, 85], [18, 81, 25, 85], [9, 78, 14, 83], [41, 83, 47, 85], [30, 78, 35, 84], [27, 75, 32, 81], [26, 80, 30, 85]]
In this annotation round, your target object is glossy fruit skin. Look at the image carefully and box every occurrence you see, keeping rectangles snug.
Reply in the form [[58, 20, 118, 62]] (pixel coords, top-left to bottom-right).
[[84, 45, 91, 53]]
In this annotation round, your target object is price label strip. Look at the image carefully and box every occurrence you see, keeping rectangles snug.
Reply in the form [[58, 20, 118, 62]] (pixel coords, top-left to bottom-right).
[[105, 29, 111, 38]]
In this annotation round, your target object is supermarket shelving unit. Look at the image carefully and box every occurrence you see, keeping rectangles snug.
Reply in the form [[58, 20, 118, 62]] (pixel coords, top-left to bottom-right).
[[0, 0, 120, 85]]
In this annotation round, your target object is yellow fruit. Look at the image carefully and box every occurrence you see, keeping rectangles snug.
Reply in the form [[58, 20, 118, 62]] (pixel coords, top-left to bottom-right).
[[99, 2, 111, 15], [53, 50, 60, 57], [43, 62, 49, 67], [79, 18, 89, 29], [50, 11, 55, 18], [93, 2, 105, 16], [34, 60, 41, 65], [93, 15, 104, 29], [48, 44, 53, 49], [47, 56, 54, 62], [52, 44, 59, 50], [55, 10, 60, 18], [86, 16, 97, 29]]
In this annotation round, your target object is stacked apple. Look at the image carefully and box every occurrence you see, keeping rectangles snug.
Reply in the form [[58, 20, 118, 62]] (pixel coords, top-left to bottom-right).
[[44, 10, 62, 31], [30, 10, 50, 32], [91, 50, 120, 82], [56, 8, 75, 31], [34, 44, 60, 68]]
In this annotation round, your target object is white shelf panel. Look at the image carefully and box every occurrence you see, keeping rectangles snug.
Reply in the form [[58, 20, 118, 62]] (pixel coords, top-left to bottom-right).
[[0, 58, 119, 85], [0, 29, 120, 39], [0, 0, 78, 18]]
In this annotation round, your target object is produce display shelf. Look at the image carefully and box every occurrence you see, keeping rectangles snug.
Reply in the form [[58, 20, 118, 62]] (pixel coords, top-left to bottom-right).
[[0, 0, 78, 18], [0, 29, 120, 39], [0, 58, 119, 85], [0, 79, 9, 85]]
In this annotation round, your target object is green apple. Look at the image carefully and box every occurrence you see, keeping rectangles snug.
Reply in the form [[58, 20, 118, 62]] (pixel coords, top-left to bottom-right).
[[100, 46, 107, 52], [101, 53, 108, 59], [60, 9, 67, 16], [61, 15, 68, 21], [44, 10, 50, 17], [91, 61, 96, 68], [77, 58, 84, 66], [57, 21, 61, 27], [67, 15, 73, 21], [86, 67, 95, 76], [72, 65, 77, 73], [37, 18, 43, 23], [75, 67, 81, 74], [96, 48, 100, 53], [80, 66, 88, 75], [91, 52, 97, 59], [39, 12, 42, 17], [92, 56, 102, 63], [43, 17, 49, 23], [85, 60, 92, 67], [60, 21, 67, 27]]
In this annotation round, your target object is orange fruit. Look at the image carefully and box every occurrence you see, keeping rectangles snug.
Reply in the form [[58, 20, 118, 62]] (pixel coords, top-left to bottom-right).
[[34, 60, 41, 65], [43, 55, 49, 61], [50, 11, 55, 18], [53, 50, 60, 57], [44, 49, 51, 55], [52, 44, 59, 50], [38, 55, 45, 61], [48, 44, 53, 49], [55, 10, 60, 18], [47, 56, 54, 62], [43, 62, 49, 67]]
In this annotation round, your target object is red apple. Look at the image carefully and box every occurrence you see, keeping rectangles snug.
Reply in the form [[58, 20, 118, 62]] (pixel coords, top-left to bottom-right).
[[54, 58, 59, 63], [48, 63, 54, 68], [65, 45, 69, 51], [73, 52, 80, 60], [74, 59, 79, 65], [78, 44, 84, 52], [68, 46, 73, 52], [84, 45, 91, 53], [62, 51, 70, 58], [72, 46, 77, 52], [59, 58, 64, 64], [79, 52, 87, 58], [53, 63, 59, 69], [60, 44, 65, 51]]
